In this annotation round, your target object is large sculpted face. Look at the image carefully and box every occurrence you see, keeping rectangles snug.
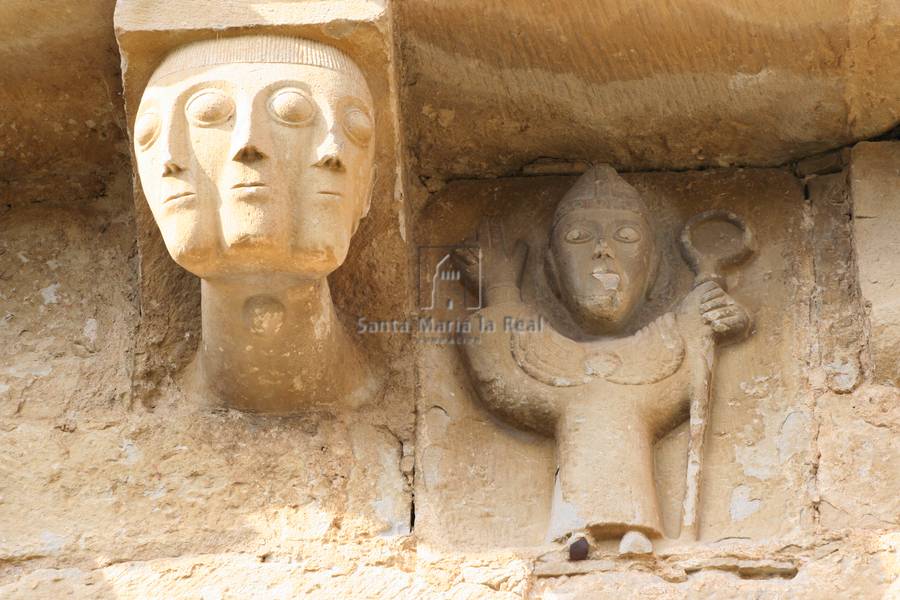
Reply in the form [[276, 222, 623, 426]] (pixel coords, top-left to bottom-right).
[[550, 207, 656, 333], [133, 38, 375, 279]]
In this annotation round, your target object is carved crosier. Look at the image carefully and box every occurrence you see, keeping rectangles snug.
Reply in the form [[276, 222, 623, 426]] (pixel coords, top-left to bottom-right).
[[132, 36, 376, 412], [456, 165, 751, 552]]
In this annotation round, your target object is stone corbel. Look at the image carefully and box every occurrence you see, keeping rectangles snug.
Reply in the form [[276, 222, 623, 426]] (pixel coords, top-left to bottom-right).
[[115, 1, 401, 412]]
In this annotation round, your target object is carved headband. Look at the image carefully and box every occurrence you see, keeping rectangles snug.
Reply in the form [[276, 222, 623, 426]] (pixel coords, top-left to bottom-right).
[[148, 35, 369, 92]]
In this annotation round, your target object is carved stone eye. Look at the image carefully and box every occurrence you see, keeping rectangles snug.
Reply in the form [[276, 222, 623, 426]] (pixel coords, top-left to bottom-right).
[[342, 106, 373, 147], [565, 227, 593, 244], [186, 90, 234, 126], [268, 89, 316, 126], [134, 111, 160, 150], [614, 225, 641, 243]]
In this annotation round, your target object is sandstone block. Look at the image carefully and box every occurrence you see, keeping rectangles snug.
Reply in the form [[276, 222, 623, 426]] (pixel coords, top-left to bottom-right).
[[851, 141, 900, 385]]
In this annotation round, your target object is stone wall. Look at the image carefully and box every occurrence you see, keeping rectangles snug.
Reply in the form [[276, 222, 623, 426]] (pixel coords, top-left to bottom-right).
[[0, 1, 897, 598]]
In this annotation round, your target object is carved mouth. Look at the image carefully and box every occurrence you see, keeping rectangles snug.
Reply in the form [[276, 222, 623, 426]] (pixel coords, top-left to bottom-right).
[[232, 182, 266, 189], [591, 268, 621, 290], [318, 191, 342, 198], [164, 191, 195, 204]]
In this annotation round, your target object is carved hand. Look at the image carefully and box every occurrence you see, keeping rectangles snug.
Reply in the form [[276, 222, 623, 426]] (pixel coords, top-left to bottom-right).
[[453, 219, 528, 305], [695, 280, 750, 340]]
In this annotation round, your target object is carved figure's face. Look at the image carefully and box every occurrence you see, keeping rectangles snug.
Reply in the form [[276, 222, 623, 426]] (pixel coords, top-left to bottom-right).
[[134, 62, 375, 279], [550, 208, 655, 333]]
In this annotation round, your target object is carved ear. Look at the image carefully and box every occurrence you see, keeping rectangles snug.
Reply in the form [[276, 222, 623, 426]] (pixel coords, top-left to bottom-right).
[[351, 167, 376, 237], [543, 241, 563, 300], [645, 237, 661, 299], [362, 164, 376, 219]]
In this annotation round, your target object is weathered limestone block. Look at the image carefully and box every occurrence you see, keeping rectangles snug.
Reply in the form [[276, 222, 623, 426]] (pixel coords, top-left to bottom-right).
[[808, 172, 865, 393], [851, 141, 900, 385], [398, 0, 900, 179], [816, 387, 900, 530], [0, 551, 538, 599], [0, 172, 136, 422], [0, 395, 412, 576], [414, 341, 557, 548], [530, 533, 899, 599], [415, 168, 815, 552], [0, 0, 124, 200]]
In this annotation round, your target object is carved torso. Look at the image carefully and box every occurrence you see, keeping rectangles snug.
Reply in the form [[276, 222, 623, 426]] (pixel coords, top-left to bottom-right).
[[460, 298, 708, 540]]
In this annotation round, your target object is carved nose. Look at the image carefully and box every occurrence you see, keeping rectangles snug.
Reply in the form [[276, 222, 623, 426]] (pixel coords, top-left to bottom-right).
[[232, 144, 267, 163], [156, 126, 186, 176], [313, 153, 344, 172], [593, 240, 613, 259], [161, 155, 184, 177], [314, 135, 345, 172], [230, 111, 272, 164]]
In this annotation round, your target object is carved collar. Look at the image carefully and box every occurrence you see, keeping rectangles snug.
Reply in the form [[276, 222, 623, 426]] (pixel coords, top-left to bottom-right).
[[510, 313, 685, 387]]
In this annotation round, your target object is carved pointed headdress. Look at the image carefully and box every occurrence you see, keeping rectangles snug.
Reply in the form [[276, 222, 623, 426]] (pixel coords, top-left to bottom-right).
[[553, 165, 646, 224]]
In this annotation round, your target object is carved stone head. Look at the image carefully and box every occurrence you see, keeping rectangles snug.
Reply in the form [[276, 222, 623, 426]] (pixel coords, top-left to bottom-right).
[[133, 36, 375, 280], [546, 165, 658, 333]]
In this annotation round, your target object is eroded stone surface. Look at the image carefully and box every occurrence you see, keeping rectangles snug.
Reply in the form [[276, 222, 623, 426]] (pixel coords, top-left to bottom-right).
[[808, 172, 865, 393], [0, 0, 125, 200], [618, 531, 653, 556], [398, 0, 900, 179], [1, 1, 899, 598], [0, 170, 136, 422], [816, 387, 900, 531], [851, 141, 900, 386]]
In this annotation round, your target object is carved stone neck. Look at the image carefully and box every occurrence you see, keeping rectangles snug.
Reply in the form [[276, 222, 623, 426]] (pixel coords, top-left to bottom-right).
[[199, 275, 369, 413]]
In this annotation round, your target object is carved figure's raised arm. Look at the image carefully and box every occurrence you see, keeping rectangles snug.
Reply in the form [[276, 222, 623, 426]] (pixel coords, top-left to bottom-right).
[[453, 220, 573, 436]]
